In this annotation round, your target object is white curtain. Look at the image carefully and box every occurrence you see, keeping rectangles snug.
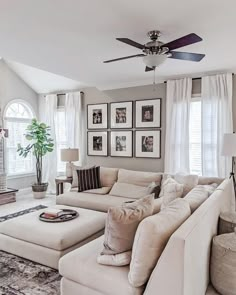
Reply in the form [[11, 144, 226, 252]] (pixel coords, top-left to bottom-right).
[[43, 94, 58, 193], [165, 78, 192, 174], [65, 92, 85, 166], [201, 73, 233, 177]]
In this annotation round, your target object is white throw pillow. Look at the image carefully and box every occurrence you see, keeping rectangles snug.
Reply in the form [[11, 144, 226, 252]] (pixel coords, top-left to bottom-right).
[[97, 251, 132, 266], [184, 183, 218, 213], [160, 177, 184, 209], [174, 173, 198, 196], [128, 199, 191, 287]]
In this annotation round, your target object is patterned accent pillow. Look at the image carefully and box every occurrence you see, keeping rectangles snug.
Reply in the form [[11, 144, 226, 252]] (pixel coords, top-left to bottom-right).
[[76, 166, 101, 192], [160, 177, 184, 209]]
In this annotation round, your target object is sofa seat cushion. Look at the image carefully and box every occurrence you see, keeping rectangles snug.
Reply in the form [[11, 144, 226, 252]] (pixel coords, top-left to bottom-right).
[[59, 236, 144, 295], [117, 168, 162, 187], [70, 187, 111, 195], [56, 192, 135, 212], [0, 205, 106, 251]]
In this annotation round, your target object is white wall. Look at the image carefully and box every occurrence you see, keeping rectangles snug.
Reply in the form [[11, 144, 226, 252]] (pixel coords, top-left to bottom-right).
[[0, 60, 39, 189]]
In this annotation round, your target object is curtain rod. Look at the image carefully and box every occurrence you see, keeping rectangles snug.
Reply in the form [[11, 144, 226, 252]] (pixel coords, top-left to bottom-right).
[[43, 91, 84, 97], [164, 73, 234, 84]]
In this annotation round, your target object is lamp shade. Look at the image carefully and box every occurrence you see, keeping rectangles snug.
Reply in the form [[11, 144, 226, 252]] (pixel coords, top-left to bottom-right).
[[222, 133, 236, 156], [61, 148, 79, 162]]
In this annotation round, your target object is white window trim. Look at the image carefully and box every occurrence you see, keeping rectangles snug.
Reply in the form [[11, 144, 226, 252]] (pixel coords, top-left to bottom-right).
[[3, 99, 36, 177]]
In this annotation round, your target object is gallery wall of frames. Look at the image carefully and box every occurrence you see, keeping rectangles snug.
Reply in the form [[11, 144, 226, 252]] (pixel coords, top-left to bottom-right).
[[87, 98, 162, 159]]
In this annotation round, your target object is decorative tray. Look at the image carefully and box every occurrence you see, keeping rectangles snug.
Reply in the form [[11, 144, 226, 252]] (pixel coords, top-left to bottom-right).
[[39, 209, 79, 223]]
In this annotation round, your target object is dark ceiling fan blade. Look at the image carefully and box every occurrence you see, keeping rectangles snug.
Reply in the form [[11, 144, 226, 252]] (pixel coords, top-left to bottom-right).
[[116, 38, 144, 49], [145, 66, 154, 72], [169, 51, 205, 62], [161, 33, 203, 51], [103, 54, 145, 63]]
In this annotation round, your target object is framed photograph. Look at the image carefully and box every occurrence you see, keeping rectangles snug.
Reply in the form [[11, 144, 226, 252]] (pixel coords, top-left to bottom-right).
[[110, 131, 133, 157], [135, 130, 161, 158], [135, 98, 161, 128], [110, 101, 133, 129], [87, 131, 108, 156], [87, 103, 108, 129]]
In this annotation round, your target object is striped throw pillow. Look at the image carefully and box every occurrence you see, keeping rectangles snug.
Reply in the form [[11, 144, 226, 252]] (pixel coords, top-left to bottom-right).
[[77, 166, 101, 192]]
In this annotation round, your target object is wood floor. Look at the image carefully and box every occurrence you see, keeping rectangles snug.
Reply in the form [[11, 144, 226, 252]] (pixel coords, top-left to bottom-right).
[[0, 189, 56, 216]]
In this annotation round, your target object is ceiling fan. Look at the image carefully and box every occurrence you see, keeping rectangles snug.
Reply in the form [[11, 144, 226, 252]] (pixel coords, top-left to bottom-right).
[[103, 30, 205, 72]]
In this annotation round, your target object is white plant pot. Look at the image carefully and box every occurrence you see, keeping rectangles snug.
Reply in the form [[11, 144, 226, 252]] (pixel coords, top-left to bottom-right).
[[32, 183, 48, 199]]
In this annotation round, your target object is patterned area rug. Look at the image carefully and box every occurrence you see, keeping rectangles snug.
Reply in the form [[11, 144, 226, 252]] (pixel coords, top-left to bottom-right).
[[0, 205, 61, 295], [0, 205, 47, 222]]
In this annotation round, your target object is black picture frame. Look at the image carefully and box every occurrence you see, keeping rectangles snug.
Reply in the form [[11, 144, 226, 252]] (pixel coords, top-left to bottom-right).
[[110, 101, 133, 129], [135, 98, 162, 128], [87, 131, 108, 157], [134, 129, 161, 159], [109, 130, 133, 158], [87, 103, 108, 130]]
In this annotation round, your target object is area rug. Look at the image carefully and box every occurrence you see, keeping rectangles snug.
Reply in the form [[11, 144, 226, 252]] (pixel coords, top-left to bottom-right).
[[0, 205, 61, 295], [0, 251, 61, 295], [0, 205, 47, 222]]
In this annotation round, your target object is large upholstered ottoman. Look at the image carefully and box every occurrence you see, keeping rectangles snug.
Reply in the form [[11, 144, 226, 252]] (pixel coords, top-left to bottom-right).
[[0, 205, 106, 269]]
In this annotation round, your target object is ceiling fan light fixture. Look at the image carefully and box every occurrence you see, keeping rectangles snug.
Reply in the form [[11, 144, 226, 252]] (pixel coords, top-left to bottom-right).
[[142, 54, 167, 68]]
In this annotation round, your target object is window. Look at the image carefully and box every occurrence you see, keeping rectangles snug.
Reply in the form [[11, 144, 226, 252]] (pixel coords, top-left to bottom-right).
[[55, 107, 68, 173], [4, 100, 34, 176], [189, 97, 202, 175]]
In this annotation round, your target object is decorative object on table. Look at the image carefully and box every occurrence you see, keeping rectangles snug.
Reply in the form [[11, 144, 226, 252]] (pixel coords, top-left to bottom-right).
[[110, 130, 133, 157], [222, 133, 236, 198], [135, 130, 161, 158], [61, 148, 79, 177], [0, 251, 61, 295], [110, 101, 133, 129], [39, 209, 79, 222], [87, 131, 108, 156], [17, 119, 54, 199], [135, 98, 161, 128], [87, 103, 108, 129], [219, 211, 236, 235], [55, 176, 73, 196], [210, 233, 236, 295]]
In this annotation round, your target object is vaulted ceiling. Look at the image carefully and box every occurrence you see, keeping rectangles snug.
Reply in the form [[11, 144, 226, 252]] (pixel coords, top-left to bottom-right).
[[0, 0, 235, 89]]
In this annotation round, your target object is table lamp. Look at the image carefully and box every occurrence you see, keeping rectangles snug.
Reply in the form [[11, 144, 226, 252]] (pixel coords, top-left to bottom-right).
[[222, 133, 236, 197], [61, 148, 79, 177]]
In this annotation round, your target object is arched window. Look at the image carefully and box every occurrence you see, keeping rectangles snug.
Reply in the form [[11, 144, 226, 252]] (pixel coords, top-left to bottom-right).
[[4, 100, 35, 176]]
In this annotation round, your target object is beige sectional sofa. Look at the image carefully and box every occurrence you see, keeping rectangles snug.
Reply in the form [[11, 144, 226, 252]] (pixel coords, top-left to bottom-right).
[[56, 167, 235, 295]]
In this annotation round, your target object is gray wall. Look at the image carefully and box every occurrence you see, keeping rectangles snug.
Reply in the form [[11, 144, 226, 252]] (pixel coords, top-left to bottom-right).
[[81, 84, 166, 173], [0, 60, 39, 189]]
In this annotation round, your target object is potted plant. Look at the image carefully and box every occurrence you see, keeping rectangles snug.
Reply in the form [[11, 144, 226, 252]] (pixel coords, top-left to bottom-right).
[[17, 119, 54, 199]]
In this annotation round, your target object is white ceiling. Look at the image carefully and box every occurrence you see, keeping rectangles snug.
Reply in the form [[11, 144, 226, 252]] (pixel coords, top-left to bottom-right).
[[0, 0, 235, 90], [6, 60, 85, 94]]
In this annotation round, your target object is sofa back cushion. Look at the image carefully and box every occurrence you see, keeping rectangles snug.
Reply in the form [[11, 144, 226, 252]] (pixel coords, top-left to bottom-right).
[[117, 168, 162, 187], [128, 198, 191, 288], [160, 177, 184, 209], [102, 194, 154, 255], [109, 182, 159, 199], [184, 183, 218, 213], [100, 167, 119, 188]]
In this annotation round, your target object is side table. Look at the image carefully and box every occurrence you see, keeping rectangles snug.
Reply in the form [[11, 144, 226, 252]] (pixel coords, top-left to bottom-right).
[[0, 188, 18, 205], [219, 211, 236, 234], [55, 176, 72, 196], [210, 232, 236, 295]]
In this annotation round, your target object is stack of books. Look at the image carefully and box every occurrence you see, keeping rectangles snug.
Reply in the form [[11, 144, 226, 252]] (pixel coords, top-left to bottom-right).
[[41, 209, 63, 219]]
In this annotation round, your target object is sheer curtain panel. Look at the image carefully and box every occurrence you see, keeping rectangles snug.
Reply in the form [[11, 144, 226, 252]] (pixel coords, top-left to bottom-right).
[[165, 78, 192, 174], [201, 73, 233, 177], [65, 92, 84, 166], [43, 94, 58, 193]]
